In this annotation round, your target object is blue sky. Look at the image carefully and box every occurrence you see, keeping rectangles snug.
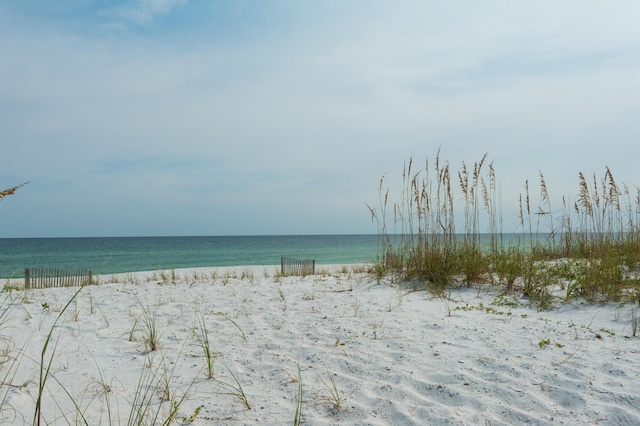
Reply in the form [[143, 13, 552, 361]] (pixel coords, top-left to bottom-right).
[[1, 1, 639, 237]]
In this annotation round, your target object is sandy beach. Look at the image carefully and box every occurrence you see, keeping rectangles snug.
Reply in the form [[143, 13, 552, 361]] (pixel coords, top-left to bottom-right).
[[2, 264, 640, 425]]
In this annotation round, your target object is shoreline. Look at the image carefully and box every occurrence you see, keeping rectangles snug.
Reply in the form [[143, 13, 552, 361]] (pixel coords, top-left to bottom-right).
[[2, 264, 640, 424], [3, 263, 372, 289], [0, 234, 382, 278]]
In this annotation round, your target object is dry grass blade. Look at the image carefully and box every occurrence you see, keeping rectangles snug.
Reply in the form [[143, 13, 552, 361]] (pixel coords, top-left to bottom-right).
[[539, 171, 549, 206], [34, 287, 83, 426], [224, 316, 247, 342], [0, 182, 29, 200], [293, 362, 303, 426], [216, 360, 251, 410], [193, 308, 215, 379], [320, 358, 341, 411], [605, 166, 621, 210], [525, 179, 531, 216], [135, 296, 160, 352]]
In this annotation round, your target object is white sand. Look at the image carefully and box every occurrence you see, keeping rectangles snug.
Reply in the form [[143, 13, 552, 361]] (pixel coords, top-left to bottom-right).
[[2, 264, 640, 425]]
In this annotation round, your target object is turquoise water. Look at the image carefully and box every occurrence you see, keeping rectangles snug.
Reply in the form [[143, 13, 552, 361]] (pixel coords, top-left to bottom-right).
[[0, 235, 381, 278]]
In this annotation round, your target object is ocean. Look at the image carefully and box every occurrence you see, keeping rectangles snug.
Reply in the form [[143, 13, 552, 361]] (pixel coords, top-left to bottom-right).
[[0, 235, 381, 278]]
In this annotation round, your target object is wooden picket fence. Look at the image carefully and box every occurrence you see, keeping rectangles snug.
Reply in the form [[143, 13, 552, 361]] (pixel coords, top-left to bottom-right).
[[280, 257, 315, 276], [24, 268, 93, 290]]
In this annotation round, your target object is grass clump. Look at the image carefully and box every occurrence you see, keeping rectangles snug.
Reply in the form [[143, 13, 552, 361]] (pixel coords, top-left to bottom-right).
[[215, 359, 251, 410], [127, 351, 193, 426], [319, 357, 341, 411], [293, 362, 303, 426], [192, 307, 216, 379], [369, 151, 640, 309], [135, 297, 161, 352]]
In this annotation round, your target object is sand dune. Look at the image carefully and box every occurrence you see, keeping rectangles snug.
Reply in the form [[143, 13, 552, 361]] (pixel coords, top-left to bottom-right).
[[2, 265, 639, 425]]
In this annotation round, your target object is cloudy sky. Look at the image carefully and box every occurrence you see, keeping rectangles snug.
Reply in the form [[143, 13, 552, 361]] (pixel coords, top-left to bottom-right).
[[1, 1, 639, 238]]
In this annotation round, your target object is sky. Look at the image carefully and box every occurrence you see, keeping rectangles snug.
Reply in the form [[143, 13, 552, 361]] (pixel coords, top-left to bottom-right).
[[1, 1, 639, 238]]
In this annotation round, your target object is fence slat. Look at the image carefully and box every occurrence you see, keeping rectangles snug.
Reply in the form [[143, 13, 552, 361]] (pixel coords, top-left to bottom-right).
[[280, 257, 315, 276], [23, 268, 93, 290]]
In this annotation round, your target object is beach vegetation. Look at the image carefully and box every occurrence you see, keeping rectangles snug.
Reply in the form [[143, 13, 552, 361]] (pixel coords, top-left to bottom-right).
[[319, 357, 341, 411], [221, 271, 235, 286], [136, 297, 161, 352], [368, 151, 640, 309], [443, 298, 453, 317], [34, 287, 83, 426], [553, 347, 581, 366], [128, 315, 140, 342], [187, 270, 204, 285], [71, 300, 80, 322], [125, 273, 140, 285], [181, 405, 201, 424], [0, 182, 29, 201], [192, 307, 216, 379], [293, 362, 303, 426], [370, 318, 384, 340], [215, 359, 251, 410], [630, 306, 639, 337], [2, 283, 21, 292], [240, 268, 254, 281], [127, 350, 193, 426], [79, 357, 114, 425], [0, 292, 29, 423], [538, 338, 551, 349], [599, 327, 615, 336], [224, 315, 247, 343], [88, 294, 96, 315]]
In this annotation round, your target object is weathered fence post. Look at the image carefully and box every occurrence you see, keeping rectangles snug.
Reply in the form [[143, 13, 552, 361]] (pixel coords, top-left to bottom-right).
[[281, 257, 316, 276], [23, 268, 93, 290]]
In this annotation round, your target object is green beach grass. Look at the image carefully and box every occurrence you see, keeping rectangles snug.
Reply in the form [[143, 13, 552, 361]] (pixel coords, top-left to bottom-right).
[[368, 151, 640, 309]]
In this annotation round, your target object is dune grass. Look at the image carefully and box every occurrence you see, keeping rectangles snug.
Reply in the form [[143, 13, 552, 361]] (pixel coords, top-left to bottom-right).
[[0, 182, 29, 200], [215, 359, 251, 410], [293, 362, 303, 426], [34, 287, 83, 426], [320, 357, 341, 411], [368, 151, 640, 309], [0, 286, 251, 424], [192, 307, 216, 379], [135, 297, 161, 353]]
